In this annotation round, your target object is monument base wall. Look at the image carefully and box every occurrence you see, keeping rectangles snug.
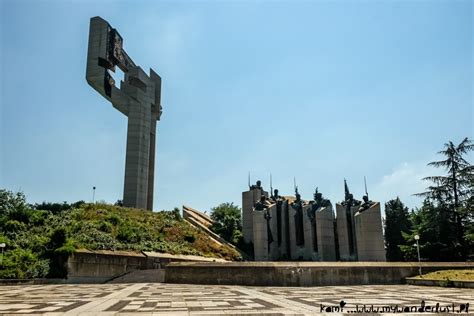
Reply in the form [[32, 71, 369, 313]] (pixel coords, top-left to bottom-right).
[[164, 262, 473, 286], [66, 249, 227, 283]]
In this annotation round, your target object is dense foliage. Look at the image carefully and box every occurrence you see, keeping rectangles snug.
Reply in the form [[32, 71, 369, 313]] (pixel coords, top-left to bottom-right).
[[210, 202, 243, 244], [384, 198, 412, 261], [209, 203, 253, 258], [0, 191, 240, 279], [388, 137, 473, 261]]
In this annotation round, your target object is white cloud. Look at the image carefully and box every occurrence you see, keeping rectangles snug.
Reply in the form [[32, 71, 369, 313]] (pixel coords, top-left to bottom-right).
[[372, 160, 437, 212]]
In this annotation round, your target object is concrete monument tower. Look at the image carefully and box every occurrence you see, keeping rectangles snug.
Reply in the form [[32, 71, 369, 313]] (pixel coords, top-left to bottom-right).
[[86, 17, 162, 210]]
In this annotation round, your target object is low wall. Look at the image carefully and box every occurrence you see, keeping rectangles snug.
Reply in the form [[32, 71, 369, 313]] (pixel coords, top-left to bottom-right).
[[406, 277, 474, 288], [67, 250, 146, 283], [165, 262, 474, 286], [66, 249, 228, 283]]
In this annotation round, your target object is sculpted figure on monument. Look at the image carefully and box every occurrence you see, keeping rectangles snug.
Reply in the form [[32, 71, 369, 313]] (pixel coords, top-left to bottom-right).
[[264, 208, 274, 245], [358, 195, 375, 212], [250, 180, 263, 191], [342, 180, 359, 256], [308, 188, 331, 220], [291, 188, 305, 246], [271, 189, 281, 202], [254, 194, 270, 211], [271, 188, 284, 246]]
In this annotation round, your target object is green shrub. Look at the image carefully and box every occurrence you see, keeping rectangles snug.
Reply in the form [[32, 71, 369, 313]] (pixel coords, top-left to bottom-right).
[[98, 221, 113, 233], [4, 220, 26, 232], [0, 248, 49, 279], [106, 213, 122, 226]]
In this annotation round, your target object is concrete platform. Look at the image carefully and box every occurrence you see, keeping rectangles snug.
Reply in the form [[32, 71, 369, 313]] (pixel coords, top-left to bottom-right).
[[165, 261, 474, 286]]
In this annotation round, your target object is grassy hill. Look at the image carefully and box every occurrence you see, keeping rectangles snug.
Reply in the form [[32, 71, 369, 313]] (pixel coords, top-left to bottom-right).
[[0, 190, 241, 279]]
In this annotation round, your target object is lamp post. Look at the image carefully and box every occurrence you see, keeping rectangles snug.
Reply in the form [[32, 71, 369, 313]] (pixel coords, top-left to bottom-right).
[[414, 234, 421, 277], [92, 186, 96, 203], [0, 243, 5, 265]]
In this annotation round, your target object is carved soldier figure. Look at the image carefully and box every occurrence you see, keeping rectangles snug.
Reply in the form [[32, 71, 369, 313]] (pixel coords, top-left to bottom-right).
[[308, 188, 331, 220], [250, 180, 263, 190], [254, 194, 270, 211], [254, 194, 274, 246], [342, 180, 359, 256], [358, 195, 374, 212], [291, 189, 305, 246], [271, 189, 281, 202], [264, 208, 274, 246]]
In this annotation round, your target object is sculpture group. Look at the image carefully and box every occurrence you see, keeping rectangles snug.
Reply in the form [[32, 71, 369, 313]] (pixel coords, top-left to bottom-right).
[[243, 179, 386, 261]]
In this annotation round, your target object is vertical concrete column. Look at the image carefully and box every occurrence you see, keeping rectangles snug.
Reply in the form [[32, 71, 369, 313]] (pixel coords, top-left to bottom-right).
[[316, 205, 337, 261], [242, 189, 267, 243], [354, 202, 386, 261], [253, 209, 269, 261], [303, 205, 317, 260], [280, 200, 290, 259], [146, 119, 156, 211], [267, 203, 279, 260], [123, 100, 151, 209], [288, 204, 306, 260], [336, 203, 359, 261], [336, 203, 349, 260]]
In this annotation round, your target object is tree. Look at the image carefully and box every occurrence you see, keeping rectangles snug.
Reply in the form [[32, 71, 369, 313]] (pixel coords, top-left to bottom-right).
[[415, 137, 473, 260], [384, 198, 412, 261], [401, 198, 460, 261], [210, 203, 242, 244]]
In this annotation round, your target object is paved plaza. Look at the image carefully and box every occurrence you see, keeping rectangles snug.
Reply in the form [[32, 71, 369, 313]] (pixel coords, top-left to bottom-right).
[[0, 283, 472, 315]]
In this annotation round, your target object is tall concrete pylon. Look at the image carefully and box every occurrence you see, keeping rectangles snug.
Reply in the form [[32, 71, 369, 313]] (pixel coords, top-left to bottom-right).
[[86, 16, 162, 210]]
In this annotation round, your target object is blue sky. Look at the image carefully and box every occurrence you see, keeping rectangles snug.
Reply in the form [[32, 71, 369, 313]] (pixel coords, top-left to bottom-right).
[[1, 0, 472, 213]]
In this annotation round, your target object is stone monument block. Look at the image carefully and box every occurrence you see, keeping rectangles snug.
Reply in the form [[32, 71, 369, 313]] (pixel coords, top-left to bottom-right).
[[303, 204, 318, 260], [336, 203, 358, 261], [242, 189, 267, 243], [280, 200, 290, 260], [288, 202, 307, 260], [252, 208, 269, 261], [354, 202, 386, 261], [315, 205, 337, 261], [267, 203, 280, 260]]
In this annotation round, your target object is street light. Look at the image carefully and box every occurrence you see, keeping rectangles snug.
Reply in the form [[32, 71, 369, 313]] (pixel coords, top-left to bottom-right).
[[92, 186, 96, 203], [414, 234, 421, 277], [0, 243, 5, 265]]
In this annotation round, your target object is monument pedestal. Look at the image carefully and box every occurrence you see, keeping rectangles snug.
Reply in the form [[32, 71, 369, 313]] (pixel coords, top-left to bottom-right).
[[336, 203, 358, 261], [316, 205, 337, 261], [288, 203, 308, 260], [303, 205, 318, 260], [280, 200, 290, 260], [354, 202, 386, 261], [253, 209, 269, 261], [242, 189, 267, 243], [267, 203, 279, 260]]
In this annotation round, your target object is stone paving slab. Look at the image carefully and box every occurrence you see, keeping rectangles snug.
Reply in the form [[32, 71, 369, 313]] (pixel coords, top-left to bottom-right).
[[0, 283, 472, 315]]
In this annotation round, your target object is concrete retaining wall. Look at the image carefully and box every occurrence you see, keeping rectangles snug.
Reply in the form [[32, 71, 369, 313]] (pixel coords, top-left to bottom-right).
[[165, 262, 474, 286], [67, 250, 147, 283], [66, 249, 227, 283]]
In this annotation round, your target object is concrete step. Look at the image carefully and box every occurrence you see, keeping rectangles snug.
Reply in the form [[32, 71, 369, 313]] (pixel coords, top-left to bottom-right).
[[107, 269, 165, 283]]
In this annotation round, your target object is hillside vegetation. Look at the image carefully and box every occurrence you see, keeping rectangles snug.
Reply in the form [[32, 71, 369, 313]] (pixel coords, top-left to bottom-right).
[[0, 190, 241, 279]]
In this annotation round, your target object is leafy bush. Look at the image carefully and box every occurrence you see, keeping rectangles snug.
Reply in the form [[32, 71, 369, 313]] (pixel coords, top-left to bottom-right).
[[0, 248, 49, 279]]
